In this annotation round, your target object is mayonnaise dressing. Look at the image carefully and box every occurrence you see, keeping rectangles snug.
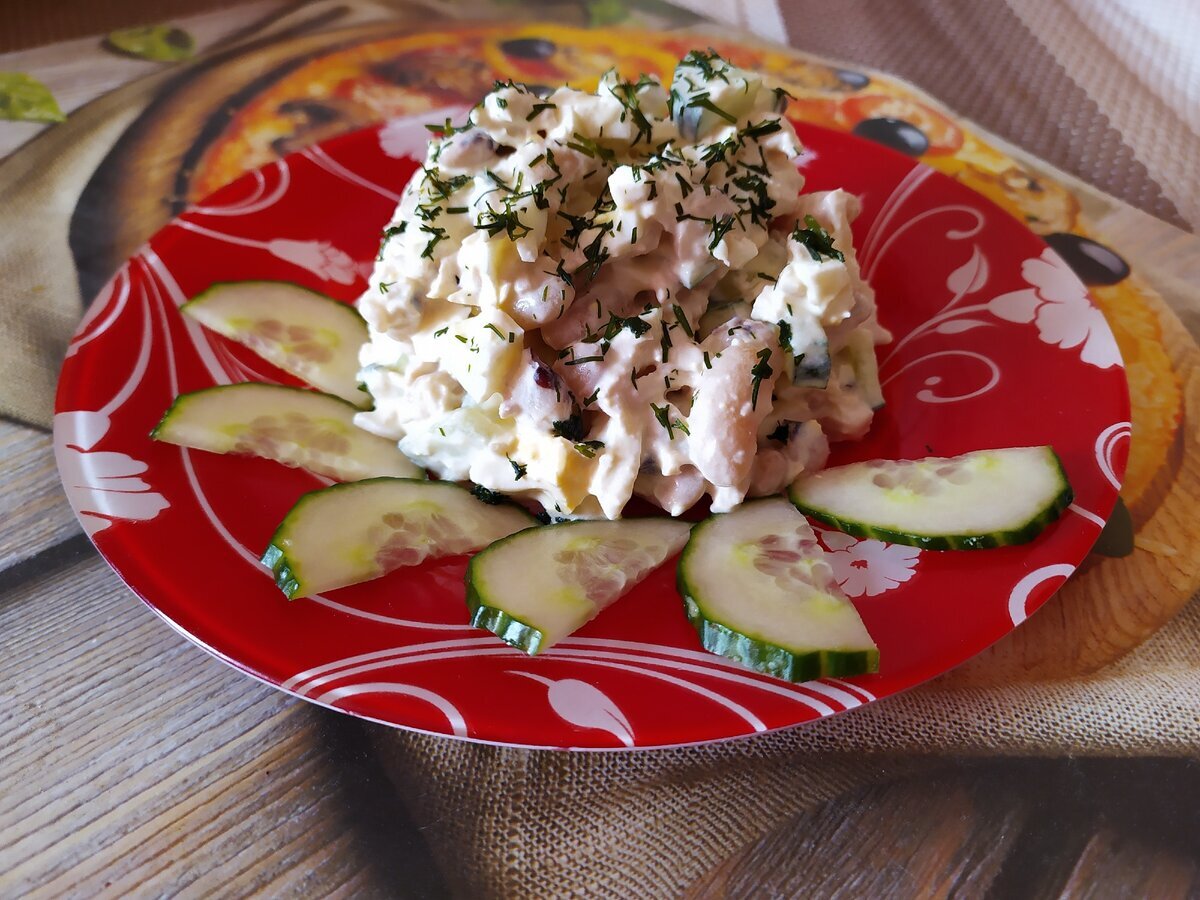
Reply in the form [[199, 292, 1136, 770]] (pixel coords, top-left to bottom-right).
[[356, 51, 886, 519]]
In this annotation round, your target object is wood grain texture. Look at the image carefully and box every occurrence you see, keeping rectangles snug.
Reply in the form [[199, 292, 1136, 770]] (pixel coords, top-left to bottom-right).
[[0, 419, 82, 570], [686, 759, 1200, 899], [1059, 829, 1199, 899], [685, 766, 1028, 899], [0, 552, 445, 897]]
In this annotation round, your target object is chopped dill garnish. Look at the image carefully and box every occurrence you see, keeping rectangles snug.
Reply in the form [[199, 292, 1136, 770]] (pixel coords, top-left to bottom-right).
[[792, 214, 845, 262], [377, 223, 406, 259], [573, 440, 604, 458], [526, 101, 557, 120], [777, 320, 793, 350], [471, 484, 506, 504], [551, 414, 586, 442], [672, 304, 693, 338], [602, 312, 651, 342], [419, 224, 448, 258], [566, 132, 616, 163], [750, 347, 773, 409]]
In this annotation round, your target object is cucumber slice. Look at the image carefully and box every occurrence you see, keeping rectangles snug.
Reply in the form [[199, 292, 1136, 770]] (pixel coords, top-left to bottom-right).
[[789, 446, 1073, 550], [671, 53, 765, 141], [262, 477, 536, 599], [181, 281, 369, 407], [466, 518, 691, 655], [677, 498, 878, 681], [151, 383, 423, 481], [841, 329, 884, 410]]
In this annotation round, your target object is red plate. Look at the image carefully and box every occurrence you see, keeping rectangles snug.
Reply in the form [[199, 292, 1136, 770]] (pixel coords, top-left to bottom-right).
[[54, 122, 1129, 749]]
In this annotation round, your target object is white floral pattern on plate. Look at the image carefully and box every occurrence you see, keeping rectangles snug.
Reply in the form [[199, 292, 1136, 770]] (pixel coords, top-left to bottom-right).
[[988, 248, 1123, 369], [820, 530, 922, 598], [174, 219, 359, 285], [510, 672, 635, 747], [54, 410, 169, 536]]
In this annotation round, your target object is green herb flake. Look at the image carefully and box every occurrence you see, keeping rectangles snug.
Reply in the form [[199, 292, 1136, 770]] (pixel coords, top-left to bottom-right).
[[574, 439, 605, 458], [509, 457, 527, 481], [377, 223, 407, 259], [526, 101, 557, 121], [425, 117, 473, 136], [0, 73, 65, 123], [471, 484, 506, 504], [708, 213, 736, 252], [419, 224, 448, 259], [671, 304, 694, 338], [434, 327, 449, 338], [552, 414, 586, 442], [777, 320, 793, 350], [650, 402, 675, 439], [566, 132, 616, 163], [105, 24, 195, 62], [792, 214, 845, 262], [750, 347, 773, 409]]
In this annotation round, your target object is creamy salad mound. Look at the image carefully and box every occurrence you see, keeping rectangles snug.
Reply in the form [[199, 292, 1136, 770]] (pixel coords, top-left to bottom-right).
[[355, 50, 888, 519]]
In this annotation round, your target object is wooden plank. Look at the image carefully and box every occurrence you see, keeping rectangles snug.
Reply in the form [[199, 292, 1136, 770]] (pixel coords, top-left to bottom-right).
[[0, 554, 445, 897], [1060, 828, 1200, 898], [685, 765, 1031, 898], [0, 420, 82, 573]]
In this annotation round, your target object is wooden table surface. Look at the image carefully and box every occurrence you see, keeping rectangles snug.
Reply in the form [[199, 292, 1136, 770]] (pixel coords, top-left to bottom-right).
[[3, 413, 1198, 896], [2, 1, 1199, 896]]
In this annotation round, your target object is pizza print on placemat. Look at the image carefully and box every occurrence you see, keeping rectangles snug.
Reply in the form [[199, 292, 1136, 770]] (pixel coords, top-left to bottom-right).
[[153, 21, 1175, 526]]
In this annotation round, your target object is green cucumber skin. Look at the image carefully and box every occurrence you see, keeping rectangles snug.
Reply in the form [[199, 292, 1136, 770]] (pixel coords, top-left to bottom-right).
[[261, 542, 302, 600], [790, 454, 1074, 551], [260, 476, 531, 599], [676, 515, 879, 681], [464, 564, 547, 656], [683, 593, 879, 680], [259, 476, 432, 600], [462, 520, 607, 657]]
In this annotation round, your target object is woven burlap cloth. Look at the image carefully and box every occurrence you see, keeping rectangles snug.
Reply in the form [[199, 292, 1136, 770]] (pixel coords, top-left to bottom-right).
[[3, 1, 1198, 895]]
